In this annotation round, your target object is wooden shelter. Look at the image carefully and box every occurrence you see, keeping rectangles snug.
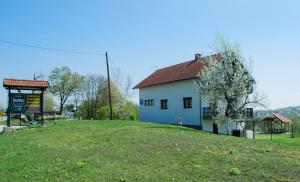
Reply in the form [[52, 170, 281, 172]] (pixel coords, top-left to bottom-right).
[[260, 114, 292, 140], [3, 78, 49, 127]]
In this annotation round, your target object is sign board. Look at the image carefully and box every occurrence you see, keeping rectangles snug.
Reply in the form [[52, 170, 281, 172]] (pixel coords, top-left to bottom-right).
[[9, 93, 42, 114], [11, 93, 26, 112], [26, 94, 41, 113]]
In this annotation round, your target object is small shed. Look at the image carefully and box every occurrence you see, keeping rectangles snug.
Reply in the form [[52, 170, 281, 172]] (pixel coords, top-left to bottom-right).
[[260, 114, 292, 134]]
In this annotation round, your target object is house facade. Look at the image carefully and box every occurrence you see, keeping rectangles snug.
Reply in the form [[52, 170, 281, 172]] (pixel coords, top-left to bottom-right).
[[134, 54, 251, 135]]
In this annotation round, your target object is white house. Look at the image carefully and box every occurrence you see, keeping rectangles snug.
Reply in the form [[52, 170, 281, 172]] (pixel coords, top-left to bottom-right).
[[134, 53, 250, 135]]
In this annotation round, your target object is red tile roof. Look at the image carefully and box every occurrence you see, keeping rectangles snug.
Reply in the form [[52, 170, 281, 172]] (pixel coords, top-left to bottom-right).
[[262, 114, 292, 123], [134, 53, 222, 89], [3, 78, 49, 89]]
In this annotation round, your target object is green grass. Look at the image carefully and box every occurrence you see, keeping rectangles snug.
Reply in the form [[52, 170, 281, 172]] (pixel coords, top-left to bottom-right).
[[0, 119, 24, 126], [1, 120, 300, 181], [256, 133, 300, 150]]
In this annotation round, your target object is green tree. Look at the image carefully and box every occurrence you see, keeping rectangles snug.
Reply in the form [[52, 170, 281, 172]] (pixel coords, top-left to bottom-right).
[[98, 79, 124, 108], [48, 66, 83, 115], [44, 93, 56, 112], [77, 74, 127, 120], [95, 102, 138, 121], [118, 101, 139, 120], [96, 106, 110, 120], [80, 74, 106, 119]]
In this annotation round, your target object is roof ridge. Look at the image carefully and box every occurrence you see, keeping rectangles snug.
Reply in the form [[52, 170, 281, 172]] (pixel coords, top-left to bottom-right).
[[4, 78, 48, 82], [156, 53, 221, 71], [156, 59, 194, 71]]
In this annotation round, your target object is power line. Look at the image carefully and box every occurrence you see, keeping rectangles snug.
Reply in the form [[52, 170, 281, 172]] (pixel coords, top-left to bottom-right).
[[108, 57, 120, 71], [0, 39, 105, 55]]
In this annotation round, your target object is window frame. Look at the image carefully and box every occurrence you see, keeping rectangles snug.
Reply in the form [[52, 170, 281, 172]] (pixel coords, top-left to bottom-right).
[[183, 97, 192, 109], [160, 99, 168, 110], [145, 99, 154, 106]]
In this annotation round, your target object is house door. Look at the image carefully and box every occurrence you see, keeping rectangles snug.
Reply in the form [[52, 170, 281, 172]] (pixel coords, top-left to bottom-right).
[[213, 123, 218, 134]]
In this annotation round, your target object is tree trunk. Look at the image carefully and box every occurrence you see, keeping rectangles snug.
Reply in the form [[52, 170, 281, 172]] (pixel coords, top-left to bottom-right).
[[225, 103, 233, 118], [225, 94, 233, 118], [59, 103, 64, 115]]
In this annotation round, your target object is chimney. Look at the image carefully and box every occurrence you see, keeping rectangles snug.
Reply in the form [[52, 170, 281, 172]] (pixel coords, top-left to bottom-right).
[[195, 53, 201, 61]]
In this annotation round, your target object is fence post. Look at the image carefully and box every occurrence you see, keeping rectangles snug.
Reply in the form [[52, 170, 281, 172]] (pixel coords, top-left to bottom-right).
[[253, 120, 255, 139], [291, 124, 296, 138]]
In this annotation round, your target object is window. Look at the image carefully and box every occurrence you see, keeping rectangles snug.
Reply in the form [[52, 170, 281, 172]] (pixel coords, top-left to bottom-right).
[[145, 99, 154, 106], [160, 99, 168, 110], [183, 97, 192, 108], [150, 99, 154, 106], [140, 99, 144, 105]]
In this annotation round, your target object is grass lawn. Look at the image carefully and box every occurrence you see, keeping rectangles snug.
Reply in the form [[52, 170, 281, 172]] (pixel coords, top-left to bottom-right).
[[256, 133, 300, 150], [1, 120, 300, 181]]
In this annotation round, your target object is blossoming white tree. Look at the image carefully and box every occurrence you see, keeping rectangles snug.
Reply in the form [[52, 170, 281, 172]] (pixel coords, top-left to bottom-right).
[[195, 35, 267, 122]]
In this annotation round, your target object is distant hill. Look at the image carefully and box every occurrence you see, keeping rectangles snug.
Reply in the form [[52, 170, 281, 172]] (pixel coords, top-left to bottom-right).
[[255, 106, 300, 117]]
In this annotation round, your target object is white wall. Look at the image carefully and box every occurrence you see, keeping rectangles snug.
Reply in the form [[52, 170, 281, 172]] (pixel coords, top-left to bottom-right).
[[202, 119, 244, 135], [139, 79, 205, 126], [138, 79, 243, 135]]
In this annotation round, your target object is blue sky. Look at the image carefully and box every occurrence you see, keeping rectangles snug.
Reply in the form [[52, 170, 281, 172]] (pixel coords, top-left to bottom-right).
[[0, 0, 299, 109]]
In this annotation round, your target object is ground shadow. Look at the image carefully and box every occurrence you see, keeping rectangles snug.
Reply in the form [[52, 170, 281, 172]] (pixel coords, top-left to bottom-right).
[[141, 123, 200, 132]]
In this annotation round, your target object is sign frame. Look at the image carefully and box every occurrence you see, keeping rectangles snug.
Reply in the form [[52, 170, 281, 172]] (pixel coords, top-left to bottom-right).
[[9, 93, 42, 114], [10, 93, 26, 113], [25, 94, 42, 114]]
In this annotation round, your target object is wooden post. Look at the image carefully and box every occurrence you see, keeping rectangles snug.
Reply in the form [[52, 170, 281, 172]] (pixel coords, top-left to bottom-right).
[[19, 112, 21, 126], [291, 124, 295, 138], [285, 123, 287, 133], [54, 112, 56, 124], [7, 89, 11, 127], [40, 90, 44, 126], [253, 120, 255, 139], [271, 121, 273, 141]]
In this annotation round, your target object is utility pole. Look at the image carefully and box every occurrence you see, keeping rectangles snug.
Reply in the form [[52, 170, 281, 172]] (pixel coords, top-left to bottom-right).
[[106, 52, 113, 120]]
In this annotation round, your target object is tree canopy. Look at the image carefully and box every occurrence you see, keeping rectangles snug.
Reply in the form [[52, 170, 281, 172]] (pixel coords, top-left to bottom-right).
[[195, 35, 266, 119], [76, 74, 138, 121], [48, 66, 83, 115], [44, 93, 56, 112]]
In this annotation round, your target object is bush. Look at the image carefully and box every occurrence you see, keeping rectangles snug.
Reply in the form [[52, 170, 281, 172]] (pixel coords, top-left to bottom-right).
[[229, 167, 240, 176], [119, 102, 139, 121], [95, 102, 139, 121], [96, 106, 111, 120]]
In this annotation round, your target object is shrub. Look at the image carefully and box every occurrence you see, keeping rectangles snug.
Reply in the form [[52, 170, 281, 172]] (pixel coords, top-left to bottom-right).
[[96, 106, 111, 120], [229, 167, 240, 176]]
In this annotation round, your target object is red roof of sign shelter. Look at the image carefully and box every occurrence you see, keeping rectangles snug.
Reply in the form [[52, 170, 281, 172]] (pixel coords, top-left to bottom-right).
[[133, 53, 222, 89], [261, 114, 292, 123], [3, 78, 49, 90]]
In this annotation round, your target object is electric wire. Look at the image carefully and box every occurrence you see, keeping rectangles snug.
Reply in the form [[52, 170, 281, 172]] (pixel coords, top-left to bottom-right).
[[0, 39, 105, 55]]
